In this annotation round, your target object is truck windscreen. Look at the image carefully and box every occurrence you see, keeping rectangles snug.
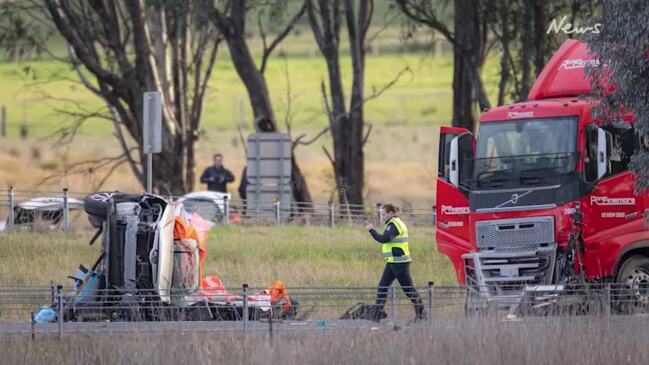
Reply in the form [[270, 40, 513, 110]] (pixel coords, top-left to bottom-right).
[[469, 117, 579, 189]]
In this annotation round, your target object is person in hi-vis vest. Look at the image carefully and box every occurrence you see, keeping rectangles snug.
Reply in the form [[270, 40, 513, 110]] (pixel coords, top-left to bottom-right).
[[365, 204, 426, 321]]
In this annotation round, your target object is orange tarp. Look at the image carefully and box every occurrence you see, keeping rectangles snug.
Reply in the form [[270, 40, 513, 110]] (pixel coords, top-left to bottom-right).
[[173, 213, 210, 282], [268, 280, 292, 313]]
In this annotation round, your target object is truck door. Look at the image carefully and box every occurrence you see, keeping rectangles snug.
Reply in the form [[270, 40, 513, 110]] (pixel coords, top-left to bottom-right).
[[582, 122, 645, 277], [436, 127, 474, 282]]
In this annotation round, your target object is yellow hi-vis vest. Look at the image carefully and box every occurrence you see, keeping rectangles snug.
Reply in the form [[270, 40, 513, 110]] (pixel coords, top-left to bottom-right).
[[382, 217, 411, 263]]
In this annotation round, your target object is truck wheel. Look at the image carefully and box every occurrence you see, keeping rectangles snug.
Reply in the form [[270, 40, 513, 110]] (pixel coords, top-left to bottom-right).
[[615, 255, 649, 313]]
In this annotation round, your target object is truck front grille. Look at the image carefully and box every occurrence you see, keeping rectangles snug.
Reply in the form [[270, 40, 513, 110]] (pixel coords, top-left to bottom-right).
[[476, 217, 554, 253], [463, 245, 557, 297]]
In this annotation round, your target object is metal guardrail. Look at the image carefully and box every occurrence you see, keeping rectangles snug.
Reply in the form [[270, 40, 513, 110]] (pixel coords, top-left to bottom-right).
[[1, 283, 649, 338], [0, 187, 437, 232]]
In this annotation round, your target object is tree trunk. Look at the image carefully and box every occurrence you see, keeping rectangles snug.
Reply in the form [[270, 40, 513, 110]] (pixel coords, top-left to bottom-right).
[[307, 0, 367, 207], [453, 0, 483, 132], [518, 0, 535, 100], [341, 0, 366, 207], [453, 0, 490, 132], [215, 9, 312, 203], [224, 31, 276, 132], [497, 0, 511, 106], [452, 45, 477, 131], [531, 0, 546, 76]]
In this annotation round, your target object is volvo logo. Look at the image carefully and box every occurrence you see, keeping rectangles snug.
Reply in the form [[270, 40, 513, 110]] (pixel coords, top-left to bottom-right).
[[511, 194, 519, 204], [495, 190, 534, 209]]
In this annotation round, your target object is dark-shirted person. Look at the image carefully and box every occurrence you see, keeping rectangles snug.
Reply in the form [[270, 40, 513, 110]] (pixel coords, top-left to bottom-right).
[[365, 204, 426, 322], [238, 166, 248, 214], [200, 153, 235, 193]]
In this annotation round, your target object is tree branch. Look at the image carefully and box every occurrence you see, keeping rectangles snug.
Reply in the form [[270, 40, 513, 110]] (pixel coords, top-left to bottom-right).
[[260, 3, 306, 74], [322, 146, 335, 167], [363, 66, 412, 104], [394, 0, 456, 46], [293, 126, 330, 148], [362, 123, 372, 147]]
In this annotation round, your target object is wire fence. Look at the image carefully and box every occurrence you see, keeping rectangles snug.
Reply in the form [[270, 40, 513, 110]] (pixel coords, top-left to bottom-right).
[[1, 283, 649, 337], [0, 188, 437, 233]]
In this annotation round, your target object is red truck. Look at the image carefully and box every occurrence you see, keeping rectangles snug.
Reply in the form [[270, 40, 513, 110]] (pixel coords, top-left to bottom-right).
[[436, 39, 649, 305]]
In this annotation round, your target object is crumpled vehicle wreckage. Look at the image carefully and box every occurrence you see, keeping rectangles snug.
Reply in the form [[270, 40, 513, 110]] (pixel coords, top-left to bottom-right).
[[35, 192, 297, 323]]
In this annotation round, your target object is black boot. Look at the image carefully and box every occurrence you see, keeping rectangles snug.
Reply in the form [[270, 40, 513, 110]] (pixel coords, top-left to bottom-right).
[[369, 305, 388, 322], [414, 305, 427, 321]]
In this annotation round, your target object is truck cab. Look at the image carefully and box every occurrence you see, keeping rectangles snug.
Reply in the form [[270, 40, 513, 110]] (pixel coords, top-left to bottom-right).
[[436, 40, 649, 299]]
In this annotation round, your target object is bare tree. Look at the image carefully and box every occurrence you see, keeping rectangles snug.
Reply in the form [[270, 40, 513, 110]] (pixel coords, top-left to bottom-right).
[[397, 0, 601, 119], [1, 0, 222, 195], [203, 0, 313, 203], [305, 0, 372, 207], [395, 0, 490, 132]]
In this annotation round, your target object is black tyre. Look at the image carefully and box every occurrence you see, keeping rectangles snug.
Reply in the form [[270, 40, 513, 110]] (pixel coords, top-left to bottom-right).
[[83, 192, 141, 218], [615, 255, 649, 313]]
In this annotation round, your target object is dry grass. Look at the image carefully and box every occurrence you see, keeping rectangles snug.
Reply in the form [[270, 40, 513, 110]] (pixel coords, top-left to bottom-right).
[[0, 124, 439, 206], [1, 317, 647, 364], [0, 226, 455, 288]]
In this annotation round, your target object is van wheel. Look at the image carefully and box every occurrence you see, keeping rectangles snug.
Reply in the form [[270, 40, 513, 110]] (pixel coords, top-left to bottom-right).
[[615, 255, 649, 313], [83, 192, 141, 218]]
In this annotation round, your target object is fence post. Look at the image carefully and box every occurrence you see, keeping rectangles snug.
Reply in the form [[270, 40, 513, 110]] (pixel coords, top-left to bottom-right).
[[62, 188, 69, 233], [31, 311, 35, 341], [268, 301, 274, 344], [432, 205, 437, 226], [328, 201, 335, 228], [274, 199, 281, 226], [428, 282, 434, 324], [605, 283, 612, 316], [390, 284, 397, 330], [57, 285, 63, 340], [1, 105, 6, 137], [223, 195, 229, 225], [7, 186, 15, 231], [376, 203, 383, 225], [242, 284, 249, 333]]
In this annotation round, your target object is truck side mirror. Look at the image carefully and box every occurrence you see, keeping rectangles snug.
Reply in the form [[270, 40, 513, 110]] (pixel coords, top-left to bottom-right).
[[597, 127, 608, 179], [448, 133, 474, 189], [586, 123, 610, 181], [449, 136, 459, 187]]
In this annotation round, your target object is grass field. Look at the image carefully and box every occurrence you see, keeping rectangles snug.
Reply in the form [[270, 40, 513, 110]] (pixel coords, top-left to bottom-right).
[[0, 52, 501, 137], [0, 29, 500, 137], [0, 226, 456, 288]]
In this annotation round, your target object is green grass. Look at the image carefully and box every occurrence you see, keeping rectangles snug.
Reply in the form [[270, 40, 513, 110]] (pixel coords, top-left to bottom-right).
[[0, 50, 502, 138], [0, 226, 455, 288]]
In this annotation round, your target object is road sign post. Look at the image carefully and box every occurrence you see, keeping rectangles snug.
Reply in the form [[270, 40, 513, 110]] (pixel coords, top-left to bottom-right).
[[143, 92, 162, 193], [62, 188, 69, 233], [1, 105, 6, 137]]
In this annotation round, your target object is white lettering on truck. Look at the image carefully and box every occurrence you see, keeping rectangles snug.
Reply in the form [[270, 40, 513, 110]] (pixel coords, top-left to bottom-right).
[[590, 196, 636, 206], [559, 58, 600, 70], [507, 111, 534, 119], [441, 205, 469, 215]]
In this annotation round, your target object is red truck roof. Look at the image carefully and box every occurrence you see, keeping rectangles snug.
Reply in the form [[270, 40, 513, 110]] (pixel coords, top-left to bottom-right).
[[480, 39, 602, 125], [528, 39, 596, 101]]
